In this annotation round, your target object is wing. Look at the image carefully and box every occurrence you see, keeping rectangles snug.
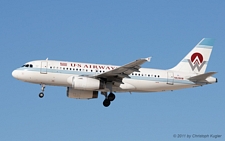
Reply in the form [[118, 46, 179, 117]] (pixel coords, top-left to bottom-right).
[[94, 57, 151, 85]]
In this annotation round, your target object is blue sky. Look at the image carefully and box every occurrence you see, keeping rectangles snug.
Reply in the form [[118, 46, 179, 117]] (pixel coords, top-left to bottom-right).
[[1, 1, 224, 140]]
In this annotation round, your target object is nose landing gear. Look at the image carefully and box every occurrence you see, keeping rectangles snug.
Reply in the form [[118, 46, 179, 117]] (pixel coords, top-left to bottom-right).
[[39, 84, 45, 98]]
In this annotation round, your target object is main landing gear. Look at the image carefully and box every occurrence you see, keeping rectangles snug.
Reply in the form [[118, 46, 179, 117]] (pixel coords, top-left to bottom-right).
[[39, 84, 45, 98], [102, 92, 116, 107]]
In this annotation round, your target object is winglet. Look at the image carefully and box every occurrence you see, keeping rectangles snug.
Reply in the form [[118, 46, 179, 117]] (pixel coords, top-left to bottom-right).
[[145, 57, 151, 62]]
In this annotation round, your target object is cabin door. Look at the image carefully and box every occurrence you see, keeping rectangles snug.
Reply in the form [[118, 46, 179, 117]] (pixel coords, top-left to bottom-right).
[[167, 72, 174, 85], [40, 61, 48, 74]]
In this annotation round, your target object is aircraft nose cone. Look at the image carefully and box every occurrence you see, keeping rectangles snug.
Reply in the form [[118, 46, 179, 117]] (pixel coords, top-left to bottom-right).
[[12, 70, 18, 78]]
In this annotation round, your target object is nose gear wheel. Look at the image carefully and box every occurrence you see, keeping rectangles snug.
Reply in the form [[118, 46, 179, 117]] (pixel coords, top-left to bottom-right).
[[39, 92, 44, 98], [39, 84, 45, 98]]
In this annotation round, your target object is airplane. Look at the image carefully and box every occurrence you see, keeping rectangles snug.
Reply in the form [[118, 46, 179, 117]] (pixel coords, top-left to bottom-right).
[[12, 38, 217, 107]]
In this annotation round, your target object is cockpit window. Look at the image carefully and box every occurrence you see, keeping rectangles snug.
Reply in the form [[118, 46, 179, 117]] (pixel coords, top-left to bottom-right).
[[21, 64, 33, 68]]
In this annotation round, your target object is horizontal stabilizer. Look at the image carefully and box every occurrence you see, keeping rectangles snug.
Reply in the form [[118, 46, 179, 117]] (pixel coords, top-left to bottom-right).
[[188, 72, 217, 81]]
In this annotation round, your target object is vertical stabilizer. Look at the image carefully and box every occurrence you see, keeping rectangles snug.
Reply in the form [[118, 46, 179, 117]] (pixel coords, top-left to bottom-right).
[[171, 38, 214, 74]]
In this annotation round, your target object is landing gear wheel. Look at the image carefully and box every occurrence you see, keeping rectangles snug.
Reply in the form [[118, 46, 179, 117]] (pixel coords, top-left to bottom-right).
[[108, 93, 116, 101], [103, 99, 111, 107], [39, 92, 44, 98]]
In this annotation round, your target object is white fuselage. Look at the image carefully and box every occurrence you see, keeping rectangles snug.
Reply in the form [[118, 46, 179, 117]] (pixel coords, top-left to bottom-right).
[[12, 60, 216, 93], [11, 38, 218, 107]]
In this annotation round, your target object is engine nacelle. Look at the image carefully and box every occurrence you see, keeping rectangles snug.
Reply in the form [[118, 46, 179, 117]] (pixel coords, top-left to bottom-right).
[[67, 87, 98, 99], [67, 76, 105, 90]]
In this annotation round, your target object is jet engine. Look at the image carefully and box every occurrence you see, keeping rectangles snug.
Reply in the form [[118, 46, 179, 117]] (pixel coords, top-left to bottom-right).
[[67, 76, 105, 90], [67, 87, 98, 99]]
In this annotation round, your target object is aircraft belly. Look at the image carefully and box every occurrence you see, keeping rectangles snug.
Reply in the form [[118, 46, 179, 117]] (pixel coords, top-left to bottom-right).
[[122, 79, 164, 92], [119, 82, 136, 90], [122, 78, 195, 92]]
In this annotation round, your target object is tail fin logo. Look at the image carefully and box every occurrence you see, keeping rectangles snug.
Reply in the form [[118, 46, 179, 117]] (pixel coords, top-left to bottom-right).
[[188, 52, 206, 72]]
